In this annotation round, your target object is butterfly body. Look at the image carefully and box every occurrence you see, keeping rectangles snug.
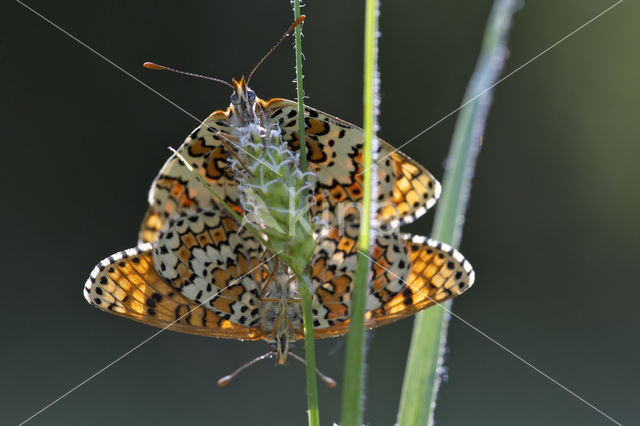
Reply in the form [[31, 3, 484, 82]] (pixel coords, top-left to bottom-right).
[[259, 260, 302, 364]]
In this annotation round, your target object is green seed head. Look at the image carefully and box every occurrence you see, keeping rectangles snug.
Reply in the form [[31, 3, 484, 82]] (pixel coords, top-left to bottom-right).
[[229, 118, 318, 265]]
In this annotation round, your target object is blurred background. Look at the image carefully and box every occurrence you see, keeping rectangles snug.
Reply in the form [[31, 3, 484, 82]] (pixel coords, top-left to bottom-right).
[[2, 0, 638, 424]]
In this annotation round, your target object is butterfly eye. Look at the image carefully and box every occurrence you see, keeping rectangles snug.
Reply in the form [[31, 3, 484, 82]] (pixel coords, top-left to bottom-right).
[[247, 90, 256, 102], [230, 92, 238, 104]]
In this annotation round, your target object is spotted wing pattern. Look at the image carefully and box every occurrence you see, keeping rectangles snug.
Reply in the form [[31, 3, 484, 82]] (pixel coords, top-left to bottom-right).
[[152, 208, 265, 327], [138, 111, 239, 244], [309, 226, 474, 337], [83, 243, 265, 340], [139, 97, 440, 243], [86, 212, 473, 341], [264, 99, 441, 228]]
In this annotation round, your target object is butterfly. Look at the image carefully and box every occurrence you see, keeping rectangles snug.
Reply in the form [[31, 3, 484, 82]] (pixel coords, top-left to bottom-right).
[[138, 75, 441, 244], [85, 208, 474, 364], [86, 19, 473, 369]]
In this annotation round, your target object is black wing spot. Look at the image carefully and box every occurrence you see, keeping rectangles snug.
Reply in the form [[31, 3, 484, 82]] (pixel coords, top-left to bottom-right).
[[402, 288, 413, 306]]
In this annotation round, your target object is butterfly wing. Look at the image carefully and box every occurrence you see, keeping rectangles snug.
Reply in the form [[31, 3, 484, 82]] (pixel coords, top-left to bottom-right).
[[140, 98, 440, 243], [310, 227, 474, 338], [152, 209, 265, 328], [264, 99, 441, 227], [139, 109, 241, 244], [84, 243, 265, 340], [365, 235, 475, 328]]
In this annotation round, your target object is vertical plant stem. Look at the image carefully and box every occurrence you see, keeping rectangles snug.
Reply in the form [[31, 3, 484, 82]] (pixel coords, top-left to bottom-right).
[[291, 266, 320, 426], [396, 1, 521, 425], [340, 0, 378, 424], [291, 2, 319, 426], [293, 0, 307, 172]]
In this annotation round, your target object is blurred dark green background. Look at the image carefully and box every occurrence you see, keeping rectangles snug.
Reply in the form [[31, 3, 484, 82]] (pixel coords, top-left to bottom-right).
[[2, 0, 638, 424]]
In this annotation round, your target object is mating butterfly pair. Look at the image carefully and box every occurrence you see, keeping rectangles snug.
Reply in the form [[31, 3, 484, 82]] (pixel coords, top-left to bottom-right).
[[84, 76, 474, 365]]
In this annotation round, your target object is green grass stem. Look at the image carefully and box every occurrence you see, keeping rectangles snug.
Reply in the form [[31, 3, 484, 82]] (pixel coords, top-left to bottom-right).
[[293, 0, 307, 173], [340, 0, 379, 424], [396, 1, 521, 424], [291, 265, 320, 426], [291, 3, 320, 425]]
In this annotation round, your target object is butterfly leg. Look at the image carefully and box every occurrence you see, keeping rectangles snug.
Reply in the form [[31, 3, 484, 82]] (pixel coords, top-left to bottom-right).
[[257, 246, 270, 265], [253, 102, 265, 127], [282, 276, 302, 304], [261, 282, 300, 304], [270, 315, 280, 338], [259, 256, 279, 299], [264, 307, 298, 336], [215, 131, 250, 173]]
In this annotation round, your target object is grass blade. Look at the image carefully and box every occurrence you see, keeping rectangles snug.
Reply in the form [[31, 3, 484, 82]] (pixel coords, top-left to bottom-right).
[[293, 0, 307, 173], [340, 0, 379, 424], [396, 1, 522, 424], [291, 2, 320, 425]]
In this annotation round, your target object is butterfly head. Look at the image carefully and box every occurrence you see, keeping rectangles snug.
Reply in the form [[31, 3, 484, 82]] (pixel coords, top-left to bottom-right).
[[230, 76, 258, 123]]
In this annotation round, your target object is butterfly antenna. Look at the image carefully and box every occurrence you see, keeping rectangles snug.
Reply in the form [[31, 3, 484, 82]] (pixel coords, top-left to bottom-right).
[[217, 352, 273, 386], [289, 352, 337, 388], [143, 62, 234, 89], [247, 15, 306, 84]]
